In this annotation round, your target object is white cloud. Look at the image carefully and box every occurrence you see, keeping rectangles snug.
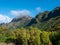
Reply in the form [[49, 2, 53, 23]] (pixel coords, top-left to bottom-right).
[[10, 10, 31, 17], [0, 14, 12, 23], [36, 7, 41, 12]]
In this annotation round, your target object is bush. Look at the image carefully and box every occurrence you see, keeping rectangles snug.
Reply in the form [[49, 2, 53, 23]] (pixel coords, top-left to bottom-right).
[[0, 27, 60, 45]]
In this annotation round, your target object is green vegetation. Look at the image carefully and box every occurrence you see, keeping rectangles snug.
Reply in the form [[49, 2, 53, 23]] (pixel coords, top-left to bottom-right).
[[0, 27, 60, 45]]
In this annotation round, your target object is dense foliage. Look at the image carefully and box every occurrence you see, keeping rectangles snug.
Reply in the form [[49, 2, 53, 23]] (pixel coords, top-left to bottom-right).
[[0, 27, 60, 45]]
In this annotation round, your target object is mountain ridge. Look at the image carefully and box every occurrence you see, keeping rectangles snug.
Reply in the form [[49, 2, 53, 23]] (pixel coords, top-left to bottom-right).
[[0, 7, 60, 31], [26, 7, 60, 31]]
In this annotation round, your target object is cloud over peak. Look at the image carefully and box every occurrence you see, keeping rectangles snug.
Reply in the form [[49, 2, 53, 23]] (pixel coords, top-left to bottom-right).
[[10, 10, 31, 17]]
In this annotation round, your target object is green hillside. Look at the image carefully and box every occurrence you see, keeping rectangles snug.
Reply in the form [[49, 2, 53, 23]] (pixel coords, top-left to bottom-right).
[[26, 7, 60, 31]]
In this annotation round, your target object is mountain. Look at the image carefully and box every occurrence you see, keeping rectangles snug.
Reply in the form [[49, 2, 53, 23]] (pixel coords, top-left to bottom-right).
[[7, 16, 31, 30], [26, 7, 60, 31], [0, 7, 60, 31]]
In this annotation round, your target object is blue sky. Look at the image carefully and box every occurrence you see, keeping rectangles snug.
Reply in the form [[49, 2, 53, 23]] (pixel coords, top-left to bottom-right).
[[0, 0, 60, 23]]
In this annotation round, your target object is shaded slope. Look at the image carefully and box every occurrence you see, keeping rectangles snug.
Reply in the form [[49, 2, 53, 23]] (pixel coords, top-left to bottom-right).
[[26, 7, 60, 31]]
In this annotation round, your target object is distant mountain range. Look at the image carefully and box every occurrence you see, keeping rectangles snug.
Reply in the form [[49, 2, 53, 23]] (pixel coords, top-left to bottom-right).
[[0, 7, 60, 31]]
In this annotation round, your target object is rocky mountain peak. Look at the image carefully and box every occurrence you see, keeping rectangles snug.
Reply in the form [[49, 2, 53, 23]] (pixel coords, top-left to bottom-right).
[[11, 16, 31, 22]]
